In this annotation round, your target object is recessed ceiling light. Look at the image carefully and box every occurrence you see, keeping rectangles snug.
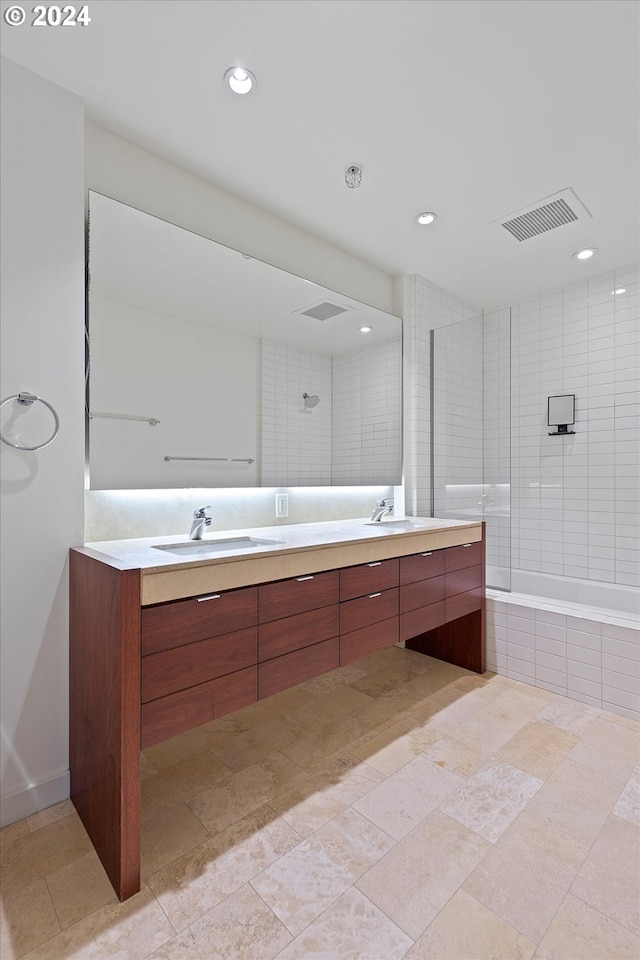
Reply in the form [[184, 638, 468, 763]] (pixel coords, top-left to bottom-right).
[[359, 325, 373, 333], [224, 66, 256, 95], [573, 247, 597, 261], [416, 212, 437, 225], [612, 287, 626, 295]]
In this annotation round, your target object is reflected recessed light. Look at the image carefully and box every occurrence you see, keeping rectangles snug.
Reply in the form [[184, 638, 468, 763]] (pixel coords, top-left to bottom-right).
[[224, 66, 256, 95], [359, 325, 373, 333], [612, 287, 626, 295], [573, 247, 597, 260], [416, 212, 437, 225]]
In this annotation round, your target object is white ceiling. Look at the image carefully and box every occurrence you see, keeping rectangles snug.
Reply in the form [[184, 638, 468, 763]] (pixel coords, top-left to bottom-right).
[[2, 0, 638, 308], [89, 191, 401, 351]]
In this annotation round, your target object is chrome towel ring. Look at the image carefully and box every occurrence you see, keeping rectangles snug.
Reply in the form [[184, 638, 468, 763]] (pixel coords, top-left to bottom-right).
[[0, 392, 60, 451]]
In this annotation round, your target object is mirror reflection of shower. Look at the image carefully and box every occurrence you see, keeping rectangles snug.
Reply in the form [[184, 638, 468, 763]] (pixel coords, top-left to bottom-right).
[[303, 392, 320, 409]]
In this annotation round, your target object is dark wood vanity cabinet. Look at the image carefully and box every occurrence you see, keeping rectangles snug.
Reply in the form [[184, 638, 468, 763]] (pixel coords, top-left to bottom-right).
[[404, 539, 485, 673], [69, 530, 484, 903], [339, 559, 399, 664], [258, 571, 340, 698], [140, 586, 258, 748]]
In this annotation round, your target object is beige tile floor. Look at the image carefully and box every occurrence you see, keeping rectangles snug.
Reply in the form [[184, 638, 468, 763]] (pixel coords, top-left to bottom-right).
[[1, 645, 639, 960]]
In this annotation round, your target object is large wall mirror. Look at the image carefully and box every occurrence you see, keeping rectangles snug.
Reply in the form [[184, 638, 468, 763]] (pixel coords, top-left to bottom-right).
[[87, 192, 403, 489]]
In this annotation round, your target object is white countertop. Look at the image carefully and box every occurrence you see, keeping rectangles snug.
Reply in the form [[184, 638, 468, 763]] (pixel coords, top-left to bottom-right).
[[75, 517, 484, 605], [78, 517, 482, 573]]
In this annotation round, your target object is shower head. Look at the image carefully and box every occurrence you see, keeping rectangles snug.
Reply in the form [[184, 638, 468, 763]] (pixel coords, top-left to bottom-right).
[[303, 392, 320, 409]]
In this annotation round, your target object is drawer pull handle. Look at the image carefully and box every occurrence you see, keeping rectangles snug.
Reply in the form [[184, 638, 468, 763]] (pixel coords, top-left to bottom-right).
[[368, 562, 382, 567], [463, 543, 472, 548], [368, 592, 382, 599], [421, 552, 433, 557], [296, 575, 314, 582], [197, 594, 221, 602]]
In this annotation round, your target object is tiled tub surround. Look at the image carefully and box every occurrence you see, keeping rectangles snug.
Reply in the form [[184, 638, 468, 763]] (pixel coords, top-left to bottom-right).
[[2, 651, 638, 960], [70, 518, 484, 902], [486, 591, 640, 722]]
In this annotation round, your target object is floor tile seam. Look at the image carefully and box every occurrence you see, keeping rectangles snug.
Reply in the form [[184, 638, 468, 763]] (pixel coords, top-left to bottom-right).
[[575, 803, 640, 881], [158, 757, 235, 793], [262, 802, 307, 842], [561, 742, 640, 794], [347, 881, 420, 949], [3, 876, 61, 960], [453, 886, 539, 951], [520, 886, 572, 952], [42, 867, 79, 937], [461, 854, 587, 949], [515, 805, 599, 875], [25, 808, 76, 839], [351, 875, 420, 945], [246, 875, 307, 944], [569, 878, 640, 935], [334, 802, 400, 851], [147, 878, 182, 947], [183, 880, 290, 958], [142, 929, 198, 960]]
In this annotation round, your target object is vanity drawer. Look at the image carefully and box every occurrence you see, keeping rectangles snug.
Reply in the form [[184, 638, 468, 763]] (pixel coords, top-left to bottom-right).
[[444, 541, 482, 573], [141, 586, 258, 656], [446, 588, 482, 620], [399, 576, 445, 614], [340, 558, 399, 601], [141, 626, 257, 703], [259, 637, 339, 700], [141, 665, 257, 749], [340, 617, 399, 665], [340, 588, 398, 635], [259, 570, 339, 623], [213, 664, 258, 719], [259, 605, 339, 661], [400, 601, 445, 642], [445, 565, 482, 599], [399, 551, 445, 585]]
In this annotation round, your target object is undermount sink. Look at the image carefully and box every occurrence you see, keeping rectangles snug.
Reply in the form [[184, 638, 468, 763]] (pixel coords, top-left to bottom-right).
[[364, 518, 434, 529], [153, 536, 284, 557]]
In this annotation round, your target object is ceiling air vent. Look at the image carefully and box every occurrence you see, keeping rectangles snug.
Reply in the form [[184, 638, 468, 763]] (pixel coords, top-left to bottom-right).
[[298, 301, 349, 321], [494, 188, 592, 242]]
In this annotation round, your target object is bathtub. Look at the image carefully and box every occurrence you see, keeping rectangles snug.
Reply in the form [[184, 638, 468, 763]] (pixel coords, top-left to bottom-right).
[[485, 568, 639, 722], [489, 568, 639, 618]]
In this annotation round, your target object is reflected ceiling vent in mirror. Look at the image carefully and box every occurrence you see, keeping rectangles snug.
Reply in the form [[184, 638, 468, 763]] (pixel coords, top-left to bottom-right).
[[492, 187, 592, 242], [296, 301, 350, 322]]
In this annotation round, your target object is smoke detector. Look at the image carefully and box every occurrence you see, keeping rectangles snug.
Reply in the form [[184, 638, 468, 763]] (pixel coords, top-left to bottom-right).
[[493, 187, 592, 242], [345, 165, 363, 189]]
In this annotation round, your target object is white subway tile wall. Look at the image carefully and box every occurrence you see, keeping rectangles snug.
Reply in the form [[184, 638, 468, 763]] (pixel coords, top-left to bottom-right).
[[408, 266, 639, 722], [404, 275, 479, 516], [260, 337, 402, 486], [508, 266, 639, 588], [332, 338, 402, 485], [486, 593, 640, 722], [259, 341, 332, 486]]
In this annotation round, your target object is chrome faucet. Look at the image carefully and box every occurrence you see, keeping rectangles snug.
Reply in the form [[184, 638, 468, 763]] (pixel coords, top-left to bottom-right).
[[189, 505, 212, 540], [370, 497, 394, 522]]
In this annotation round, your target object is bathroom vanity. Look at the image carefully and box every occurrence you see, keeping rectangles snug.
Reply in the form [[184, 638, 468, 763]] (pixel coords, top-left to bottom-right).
[[70, 517, 484, 900]]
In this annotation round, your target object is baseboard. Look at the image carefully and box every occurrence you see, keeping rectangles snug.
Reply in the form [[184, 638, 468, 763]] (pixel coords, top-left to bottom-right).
[[0, 770, 70, 827]]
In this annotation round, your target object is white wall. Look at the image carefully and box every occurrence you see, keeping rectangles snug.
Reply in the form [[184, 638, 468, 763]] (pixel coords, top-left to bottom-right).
[[0, 59, 85, 824], [496, 266, 639, 587], [0, 72, 399, 825], [89, 297, 259, 488], [85, 123, 395, 315], [84, 123, 399, 539]]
